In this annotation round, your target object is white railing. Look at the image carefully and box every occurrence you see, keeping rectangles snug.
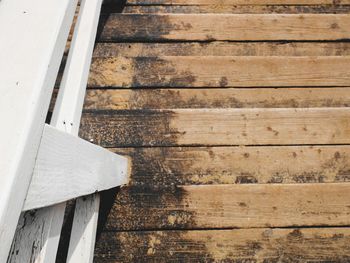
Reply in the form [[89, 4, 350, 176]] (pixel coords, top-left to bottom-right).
[[0, 0, 129, 262]]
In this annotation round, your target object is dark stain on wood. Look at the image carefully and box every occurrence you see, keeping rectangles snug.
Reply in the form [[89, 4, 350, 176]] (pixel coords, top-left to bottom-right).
[[106, 186, 197, 231], [120, 4, 350, 14], [131, 57, 197, 88], [101, 14, 176, 41], [94, 228, 350, 262], [80, 110, 182, 147]]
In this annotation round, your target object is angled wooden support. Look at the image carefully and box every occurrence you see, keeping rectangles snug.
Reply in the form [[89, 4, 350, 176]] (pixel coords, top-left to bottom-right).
[[23, 124, 129, 211]]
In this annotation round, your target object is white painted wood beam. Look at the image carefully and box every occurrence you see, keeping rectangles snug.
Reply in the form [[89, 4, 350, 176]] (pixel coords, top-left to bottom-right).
[[67, 194, 100, 263], [0, 0, 77, 261], [9, 0, 116, 261], [23, 124, 129, 211]]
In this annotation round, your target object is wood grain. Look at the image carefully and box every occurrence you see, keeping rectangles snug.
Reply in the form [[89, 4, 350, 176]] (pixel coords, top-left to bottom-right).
[[93, 42, 350, 57], [122, 4, 350, 14], [105, 183, 350, 230], [125, 0, 350, 5], [88, 56, 350, 88], [111, 146, 350, 187], [83, 88, 350, 110], [95, 228, 350, 262], [101, 14, 350, 41], [80, 108, 350, 147]]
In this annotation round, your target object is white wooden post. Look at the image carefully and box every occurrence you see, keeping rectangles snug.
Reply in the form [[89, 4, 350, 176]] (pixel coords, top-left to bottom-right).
[[7, 0, 126, 262], [66, 0, 106, 262], [0, 0, 77, 261]]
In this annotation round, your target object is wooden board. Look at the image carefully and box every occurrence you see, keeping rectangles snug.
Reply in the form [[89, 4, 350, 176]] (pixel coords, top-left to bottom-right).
[[95, 228, 350, 262], [83, 88, 350, 110], [105, 183, 350, 230], [80, 108, 350, 147], [111, 146, 350, 187], [125, 0, 350, 5], [88, 56, 350, 88], [100, 14, 350, 41], [121, 5, 350, 14], [93, 42, 350, 57]]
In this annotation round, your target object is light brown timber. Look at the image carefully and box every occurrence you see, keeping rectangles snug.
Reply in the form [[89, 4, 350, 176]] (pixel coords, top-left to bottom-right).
[[88, 56, 350, 88], [101, 14, 350, 41], [94, 228, 350, 262], [80, 108, 350, 147], [104, 183, 350, 230]]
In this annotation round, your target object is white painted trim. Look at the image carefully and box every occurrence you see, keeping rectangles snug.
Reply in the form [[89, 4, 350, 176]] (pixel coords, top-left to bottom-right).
[[67, 194, 100, 263], [24, 124, 129, 211], [9, 0, 120, 261], [0, 0, 77, 261], [65, 0, 106, 261]]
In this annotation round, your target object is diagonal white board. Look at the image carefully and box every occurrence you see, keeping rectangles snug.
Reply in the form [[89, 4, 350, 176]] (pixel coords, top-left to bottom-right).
[[0, 0, 77, 260], [23, 124, 129, 211]]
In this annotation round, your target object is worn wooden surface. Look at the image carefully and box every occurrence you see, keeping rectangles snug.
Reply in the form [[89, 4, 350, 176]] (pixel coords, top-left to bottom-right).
[[101, 14, 350, 41], [95, 228, 350, 262], [121, 4, 350, 14], [110, 146, 350, 186], [93, 42, 350, 57], [125, 0, 350, 4], [102, 183, 350, 230], [82, 88, 350, 110], [89, 1, 350, 261], [80, 108, 350, 147], [89, 56, 350, 88]]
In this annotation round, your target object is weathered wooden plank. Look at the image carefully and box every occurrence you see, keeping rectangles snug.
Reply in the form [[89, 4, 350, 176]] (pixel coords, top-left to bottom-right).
[[83, 88, 350, 110], [105, 183, 350, 230], [100, 14, 350, 41], [93, 42, 350, 57], [126, 0, 350, 5], [121, 4, 350, 14], [95, 228, 350, 262], [111, 146, 350, 187], [88, 56, 350, 88], [80, 108, 350, 147]]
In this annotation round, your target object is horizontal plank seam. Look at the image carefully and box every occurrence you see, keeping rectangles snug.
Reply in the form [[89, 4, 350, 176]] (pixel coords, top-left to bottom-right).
[[101, 225, 350, 233], [97, 144, 350, 149], [86, 84, 350, 89], [95, 39, 350, 44]]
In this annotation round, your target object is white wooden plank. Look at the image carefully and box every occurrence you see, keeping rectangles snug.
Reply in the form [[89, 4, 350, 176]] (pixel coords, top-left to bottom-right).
[[0, 0, 77, 261], [23, 124, 129, 211], [8, 203, 66, 262], [67, 195, 100, 263], [9, 0, 108, 261], [65, 0, 106, 262]]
